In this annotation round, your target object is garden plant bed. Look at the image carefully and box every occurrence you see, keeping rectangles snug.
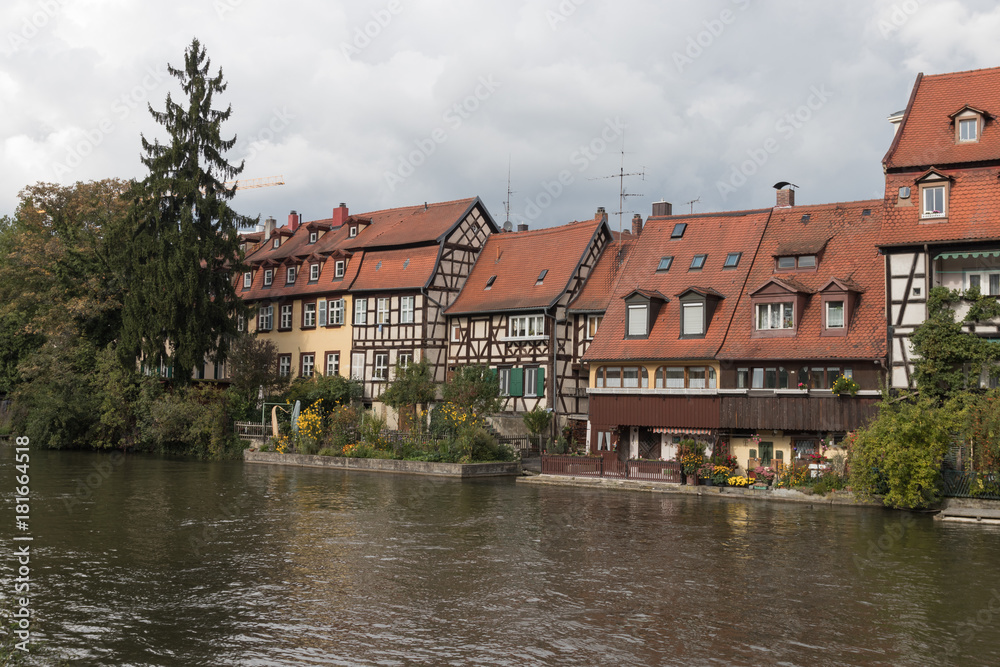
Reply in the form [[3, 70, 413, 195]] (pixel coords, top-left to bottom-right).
[[245, 450, 520, 478]]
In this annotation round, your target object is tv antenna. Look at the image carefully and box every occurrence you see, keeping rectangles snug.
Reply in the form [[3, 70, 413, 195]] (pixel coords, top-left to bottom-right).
[[589, 131, 644, 241], [684, 197, 701, 214], [502, 155, 515, 232]]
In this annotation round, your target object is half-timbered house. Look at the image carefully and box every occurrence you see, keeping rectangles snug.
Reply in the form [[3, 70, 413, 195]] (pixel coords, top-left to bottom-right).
[[717, 194, 886, 471], [241, 204, 356, 381], [445, 212, 612, 432], [880, 67, 1000, 389], [582, 204, 772, 462], [342, 197, 498, 410]]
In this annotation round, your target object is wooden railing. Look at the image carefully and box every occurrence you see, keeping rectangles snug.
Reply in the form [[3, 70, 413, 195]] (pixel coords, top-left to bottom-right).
[[235, 421, 270, 442], [541, 455, 680, 483]]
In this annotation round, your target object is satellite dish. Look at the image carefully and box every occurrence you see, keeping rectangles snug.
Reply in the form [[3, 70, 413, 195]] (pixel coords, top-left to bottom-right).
[[502, 220, 513, 232]]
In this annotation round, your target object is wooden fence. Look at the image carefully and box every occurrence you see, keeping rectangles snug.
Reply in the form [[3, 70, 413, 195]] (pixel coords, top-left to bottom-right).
[[541, 455, 681, 483]]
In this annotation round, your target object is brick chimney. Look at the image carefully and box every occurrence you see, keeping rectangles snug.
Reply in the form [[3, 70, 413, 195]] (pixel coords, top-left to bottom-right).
[[288, 210, 301, 231], [776, 188, 795, 207], [332, 202, 349, 227], [651, 201, 672, 217], [632, 214, 643, 237], [595, 206, 608, 224], [263, 216, 276, 240]]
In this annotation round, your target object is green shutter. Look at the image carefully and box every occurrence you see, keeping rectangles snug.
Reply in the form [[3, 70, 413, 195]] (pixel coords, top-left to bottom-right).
[[536, 367, 545, 397], [510, 368, 524, 397]]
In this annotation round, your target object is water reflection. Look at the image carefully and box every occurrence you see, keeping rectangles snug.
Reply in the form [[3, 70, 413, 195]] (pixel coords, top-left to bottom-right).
[[3, 449, 1000, 665]]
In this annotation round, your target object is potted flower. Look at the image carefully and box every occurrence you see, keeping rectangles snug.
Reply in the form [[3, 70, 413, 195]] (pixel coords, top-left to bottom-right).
[[753, 465, 776, 488], [680, 452, 704, 485], [698, 461, 716, 484], [727, 475, 750, 488], [831, 374, 859, 397], [797, 381, 807, 390], [711, 465, 731, 486]]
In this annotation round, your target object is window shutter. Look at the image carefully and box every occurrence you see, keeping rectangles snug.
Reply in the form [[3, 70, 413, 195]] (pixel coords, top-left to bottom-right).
[[627, 305, 646, 336], [318, 299, 327, 326], [536, 367, 545, 397], [683, 302, 704, 335], [510, 368, 524, 396]]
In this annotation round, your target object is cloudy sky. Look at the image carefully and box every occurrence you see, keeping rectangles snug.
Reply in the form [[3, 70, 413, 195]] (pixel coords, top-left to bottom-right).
[[2, 0, 999, 233]]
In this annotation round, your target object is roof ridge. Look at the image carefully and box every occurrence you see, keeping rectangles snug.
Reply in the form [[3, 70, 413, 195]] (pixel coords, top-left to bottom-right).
[[354, 196, 477, 219], [922, 65, 1000, 80], [489, 218, 601, 239], [647, 207, 772, 221], [773, 198, 883, 211]]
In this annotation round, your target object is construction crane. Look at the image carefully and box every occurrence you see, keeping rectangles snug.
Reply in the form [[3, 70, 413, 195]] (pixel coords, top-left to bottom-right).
[[225, 175, 285, 190]]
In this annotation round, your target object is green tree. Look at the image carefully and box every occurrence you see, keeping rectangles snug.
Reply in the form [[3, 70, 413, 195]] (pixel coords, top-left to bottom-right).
[[522, 405, 552, 449], [380, 359, 437, 431], [113, 37, 253, 383], [442, 365, 501, 417], [227, 333, 286, 402], [848, 396, 953, 509]]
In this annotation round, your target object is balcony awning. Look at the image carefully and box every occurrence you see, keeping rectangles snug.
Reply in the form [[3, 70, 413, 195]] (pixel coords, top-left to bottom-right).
[[652, 427, 714, 436], [935, 250, 1000, 260]]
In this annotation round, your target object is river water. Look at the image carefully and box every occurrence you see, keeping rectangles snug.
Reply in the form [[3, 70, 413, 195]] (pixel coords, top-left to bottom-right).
[[3, 449, 1000, 666]]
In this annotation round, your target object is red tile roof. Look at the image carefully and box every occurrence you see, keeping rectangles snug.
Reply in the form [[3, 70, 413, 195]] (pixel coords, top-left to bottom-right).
[[718, 200, 885, 361], [583, 209, 772, 362], [569, 239, 635, 312], [879, 166, 1000, 246], [350, 246, 441, 292], [884, 67, 1000, 170], [345, 197, 480, 249], [446, 219, 606, 314]]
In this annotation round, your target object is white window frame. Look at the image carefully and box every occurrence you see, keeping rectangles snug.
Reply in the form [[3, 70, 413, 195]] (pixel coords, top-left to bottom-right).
[[318, 299, 327, 327], [400, 296, 414, 324], [525, 367, 538, 397], [309, 231, 318, 244], [335, 260, 345, 278], [587, 314, 602, 339], [237, 314, 245, 332], [756, 302, 794, 330], [398, 352, 413, 370], [272, 238, 280, 249], [508, 314, 545, 339], [965, 271, 1000, 296], [351, 352, 365, 380], [656, 367, 685, 389], [303, 303, 316, 327], [280, 304, 292, 329], [264, 269, 273, 286], [959, 117, 978, 142], [377, 298, 390, 324], [349, 226, 357, 238], [278, 355, 290, 377], [243, 272, 252, 288], [301, 353, 315, 378], [373, 353, 389, 380], [355, 298, 367, 325], [258, 305, 273, 331], [498, 368, 511, 396], [627, 304, 647, 337], [682, 302, 704, 336], [826, 300, 845, 329], [331, 299, 344, 325], [309, 264, 320, 281], [326, 352, 339, 376], [286, 266, 296, 284], [922, 184, 946, 219]]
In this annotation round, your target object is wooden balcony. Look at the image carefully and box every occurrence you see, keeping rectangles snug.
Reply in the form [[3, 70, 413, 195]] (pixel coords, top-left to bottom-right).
[[721, 393, 879, 432]]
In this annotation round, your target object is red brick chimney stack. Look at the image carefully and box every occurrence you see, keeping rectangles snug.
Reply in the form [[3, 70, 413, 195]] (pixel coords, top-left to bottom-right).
[[332, 202, 349, 227], [632, 214, 643, 237], [776, 188, 795, 207], [288, 210, 301, 231]]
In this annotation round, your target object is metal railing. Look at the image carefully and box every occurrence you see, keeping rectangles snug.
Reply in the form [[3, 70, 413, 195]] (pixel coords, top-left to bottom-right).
[[235, 421, 270, 441], [942, 470, 1000, 500], [541, 455, 681, 483]]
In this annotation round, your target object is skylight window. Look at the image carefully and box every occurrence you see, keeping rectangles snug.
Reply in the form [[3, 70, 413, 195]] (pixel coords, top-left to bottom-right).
[[671, 223, 687, 238], [690, 254, 707, 270], [862, 209, 871, 217], [800, 214, 811, 223], [657, 256, 673, 272], [535, 269, 548, 285], [485, 275, 497, 290], [724, 252, 741, 268], [375, 260, 382, 271], [403, 258, 410, 269]]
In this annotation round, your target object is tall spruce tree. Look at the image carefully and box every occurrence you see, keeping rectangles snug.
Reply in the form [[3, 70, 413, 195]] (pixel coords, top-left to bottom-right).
[[115, 38, 253, 382]]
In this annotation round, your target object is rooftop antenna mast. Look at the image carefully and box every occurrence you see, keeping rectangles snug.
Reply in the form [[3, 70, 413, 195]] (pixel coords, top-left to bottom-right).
[[501, 155, 515, 232], [590, 130, 644, 242], [684, 197, 701, 214]]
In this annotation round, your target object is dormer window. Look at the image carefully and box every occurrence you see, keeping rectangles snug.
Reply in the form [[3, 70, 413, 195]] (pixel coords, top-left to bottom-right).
[[349, 226, 357, 238], [826, 301, 845, 328], [286, 267, 296, 284], [776, 255, 817, 271], [263, 269, 273, 286], [757, 302, 794, 330], [959, 117, 978, 142], [272, 238, 280, 249], [627, 304, 648, 336], [922, 185, 946, 218], [657, 256, 673, 272], [309, 231, 318, 244], [682, 302, 704, 336], [243, 272, 252, 288], [309, 263, 320, 281], [335, 260, 345, 279], [820, 278, 861, 337], [676, 287, 722, 339]]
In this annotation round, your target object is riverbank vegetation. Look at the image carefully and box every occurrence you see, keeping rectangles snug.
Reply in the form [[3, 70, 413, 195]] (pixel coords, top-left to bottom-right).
[[263, 361, 516, 464]]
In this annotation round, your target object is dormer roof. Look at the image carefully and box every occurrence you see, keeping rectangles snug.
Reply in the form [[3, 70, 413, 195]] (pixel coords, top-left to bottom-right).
[[750, 277, 815, 296], [676, 286, 724, 300]]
